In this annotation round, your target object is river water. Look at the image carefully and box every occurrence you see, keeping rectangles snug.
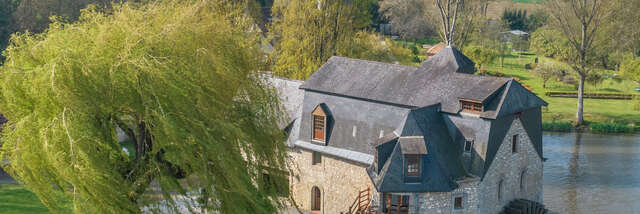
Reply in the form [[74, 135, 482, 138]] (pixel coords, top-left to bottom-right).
[[543, 132, 640, 214]]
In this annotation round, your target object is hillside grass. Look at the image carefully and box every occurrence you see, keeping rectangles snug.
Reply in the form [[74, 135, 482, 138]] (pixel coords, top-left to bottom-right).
[[486, 0, 545, 19], [0, 184, 50, 214], [484, 53, 640, 124]]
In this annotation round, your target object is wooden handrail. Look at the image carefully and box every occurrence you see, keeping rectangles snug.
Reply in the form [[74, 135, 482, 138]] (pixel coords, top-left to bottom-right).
[[346, 187, 371, 214]]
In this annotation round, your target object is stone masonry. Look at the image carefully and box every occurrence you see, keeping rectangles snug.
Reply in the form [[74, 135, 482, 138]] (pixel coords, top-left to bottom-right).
[[288, 148, 379, 214], [415, 177, 480, 214], [478, 118, 544, 214]]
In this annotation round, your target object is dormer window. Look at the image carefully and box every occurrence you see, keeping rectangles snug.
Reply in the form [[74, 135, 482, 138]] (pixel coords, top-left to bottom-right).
[[312, 105, 327, 142], [460, 99, 483, 113], [405, 154, 420, 176], [464, 139, 474, 153]]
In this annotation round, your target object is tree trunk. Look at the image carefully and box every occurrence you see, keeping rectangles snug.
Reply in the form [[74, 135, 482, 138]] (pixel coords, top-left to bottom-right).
[[576, 74, 585, 125]]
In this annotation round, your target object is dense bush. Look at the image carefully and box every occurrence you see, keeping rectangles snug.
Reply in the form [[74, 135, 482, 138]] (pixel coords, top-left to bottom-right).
[[589, 123, 631, 133], [524, 63, 536, 70], [542, 122, 573, 132]]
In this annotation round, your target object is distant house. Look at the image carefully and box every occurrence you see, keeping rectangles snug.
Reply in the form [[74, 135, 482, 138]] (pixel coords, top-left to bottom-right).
[[272, 46, 547, 214], [502, 30, 530, 43], [425, 43, 446, 58]]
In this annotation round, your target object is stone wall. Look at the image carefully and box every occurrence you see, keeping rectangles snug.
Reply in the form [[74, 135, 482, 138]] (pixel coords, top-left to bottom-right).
[[413, 178, 480, 214], [288, 148, 379, 214], [478, 118, 543, 213]]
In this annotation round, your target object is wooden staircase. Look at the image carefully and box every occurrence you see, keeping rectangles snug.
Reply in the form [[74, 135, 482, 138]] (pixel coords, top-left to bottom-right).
[[500, 199, 549, 214], [343, 187, 371, 214]]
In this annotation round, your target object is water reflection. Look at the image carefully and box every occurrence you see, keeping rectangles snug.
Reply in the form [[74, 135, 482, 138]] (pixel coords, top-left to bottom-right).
[[543, 132, 640, 214]]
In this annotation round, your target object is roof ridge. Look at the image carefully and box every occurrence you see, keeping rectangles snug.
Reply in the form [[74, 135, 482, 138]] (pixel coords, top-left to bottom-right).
[[330, 55, 419, 70]]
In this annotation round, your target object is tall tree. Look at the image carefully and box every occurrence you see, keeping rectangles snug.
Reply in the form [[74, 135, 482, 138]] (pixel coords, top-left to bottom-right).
[[546, 0, 612, 125], [435, 0, 464, 46], [0, 1, 288, 213], [270, 0, 402, 80], [435, 0, 480, 49]]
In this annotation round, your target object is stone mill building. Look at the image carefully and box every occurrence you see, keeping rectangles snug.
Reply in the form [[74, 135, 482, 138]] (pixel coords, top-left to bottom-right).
[[270, 46, 547, 214]]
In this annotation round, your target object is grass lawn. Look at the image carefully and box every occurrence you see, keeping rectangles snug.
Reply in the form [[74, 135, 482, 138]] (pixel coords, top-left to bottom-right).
[[0, 184, 50, 214], [484, 53, 640, 124]]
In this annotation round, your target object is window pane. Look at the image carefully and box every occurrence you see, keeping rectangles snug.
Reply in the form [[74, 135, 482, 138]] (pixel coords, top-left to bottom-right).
[[312, 152, 321, 165], [464, 140, 473, 152], [406, 155, 420, 176], [313, 115, 325, 141], [454, 196, 463, 209], [512, 135, 518, 153]]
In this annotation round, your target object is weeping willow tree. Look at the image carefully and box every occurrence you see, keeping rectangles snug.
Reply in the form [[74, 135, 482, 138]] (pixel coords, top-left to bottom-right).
[[0, 0, 289, 213]]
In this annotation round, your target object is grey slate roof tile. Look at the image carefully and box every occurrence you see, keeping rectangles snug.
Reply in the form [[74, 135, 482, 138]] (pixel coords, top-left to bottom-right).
[[299, 47, 537, 119], [398, 136, 428, 154], [294, 140, 374, 165]]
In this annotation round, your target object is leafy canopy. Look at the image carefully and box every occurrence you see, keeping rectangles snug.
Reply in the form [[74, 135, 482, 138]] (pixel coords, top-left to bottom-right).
[[0, 1, 288, 213], [463, 45, 497, 71], [269, 0, 416, 80], [620, 57, 640, 84]]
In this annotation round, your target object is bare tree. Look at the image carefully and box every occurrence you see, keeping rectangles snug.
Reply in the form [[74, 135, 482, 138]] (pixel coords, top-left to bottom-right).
[[435, 0, 464, 46], [547, 0, 612, 125], [435, 0, 481, 49]]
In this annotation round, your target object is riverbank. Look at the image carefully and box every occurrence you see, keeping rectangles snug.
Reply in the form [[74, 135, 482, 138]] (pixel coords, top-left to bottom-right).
[[484, 53, 640, 132]]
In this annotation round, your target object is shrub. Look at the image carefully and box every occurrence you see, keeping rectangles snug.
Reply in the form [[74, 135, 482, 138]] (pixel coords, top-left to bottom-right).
[[409, 45, 420, 55], [562, 76, 576, 85], [542, 122, 573, 132], [525, 63, 536, 70], [589, 122, 631, 133]]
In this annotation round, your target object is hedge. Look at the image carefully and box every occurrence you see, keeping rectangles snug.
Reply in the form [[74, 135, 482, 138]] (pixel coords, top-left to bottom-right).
[[545, 91, 639, 100], [589, 122, 631, 133], [542, 122, 573, 132]]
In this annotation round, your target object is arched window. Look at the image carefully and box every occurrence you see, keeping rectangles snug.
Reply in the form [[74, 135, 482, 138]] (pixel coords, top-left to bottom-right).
[[520, 170, 527, 192], [498, 179, 503, 200], [312, 105, 327, 142], [311, 186, 321, 211]]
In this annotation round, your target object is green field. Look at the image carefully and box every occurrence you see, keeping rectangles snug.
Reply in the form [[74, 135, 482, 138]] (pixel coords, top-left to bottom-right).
[[485, 53, 640, 124], [0, 184, 49, 214]]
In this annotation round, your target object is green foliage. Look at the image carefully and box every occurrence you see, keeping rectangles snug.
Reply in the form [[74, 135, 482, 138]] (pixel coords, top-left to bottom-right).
[[526, 10, 548, 32], [589, 122, 631, 133], [541, 122, 573, 132], [502, 9, 528, 31], [270, 0, 377, 80], [620, 56, 640, 84], [501, 8, 547, 32], [463, 45, 498, 71], [530, 27, 574, 61], [342, 32, 397, 63], [533, 60, 562, 88], [0, 1, 288, 213], [484, 52, 640, 125], [586, 72, 604, 88]]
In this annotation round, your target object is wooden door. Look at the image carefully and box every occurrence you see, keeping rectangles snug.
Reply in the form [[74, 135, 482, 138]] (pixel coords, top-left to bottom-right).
[[312, 187, 321, 211]]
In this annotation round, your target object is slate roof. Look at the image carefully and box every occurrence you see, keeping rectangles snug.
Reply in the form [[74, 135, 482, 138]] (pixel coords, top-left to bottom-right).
[[300, 46, 543, 119], [398, 136, 428, 155], [274, 46, 547, 193], [368, 106, 465, 192]]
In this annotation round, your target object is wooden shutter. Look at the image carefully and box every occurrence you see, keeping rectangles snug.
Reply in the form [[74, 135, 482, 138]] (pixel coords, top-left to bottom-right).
[[312, 105, 327, 142], [312, 187, 321, 211]]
